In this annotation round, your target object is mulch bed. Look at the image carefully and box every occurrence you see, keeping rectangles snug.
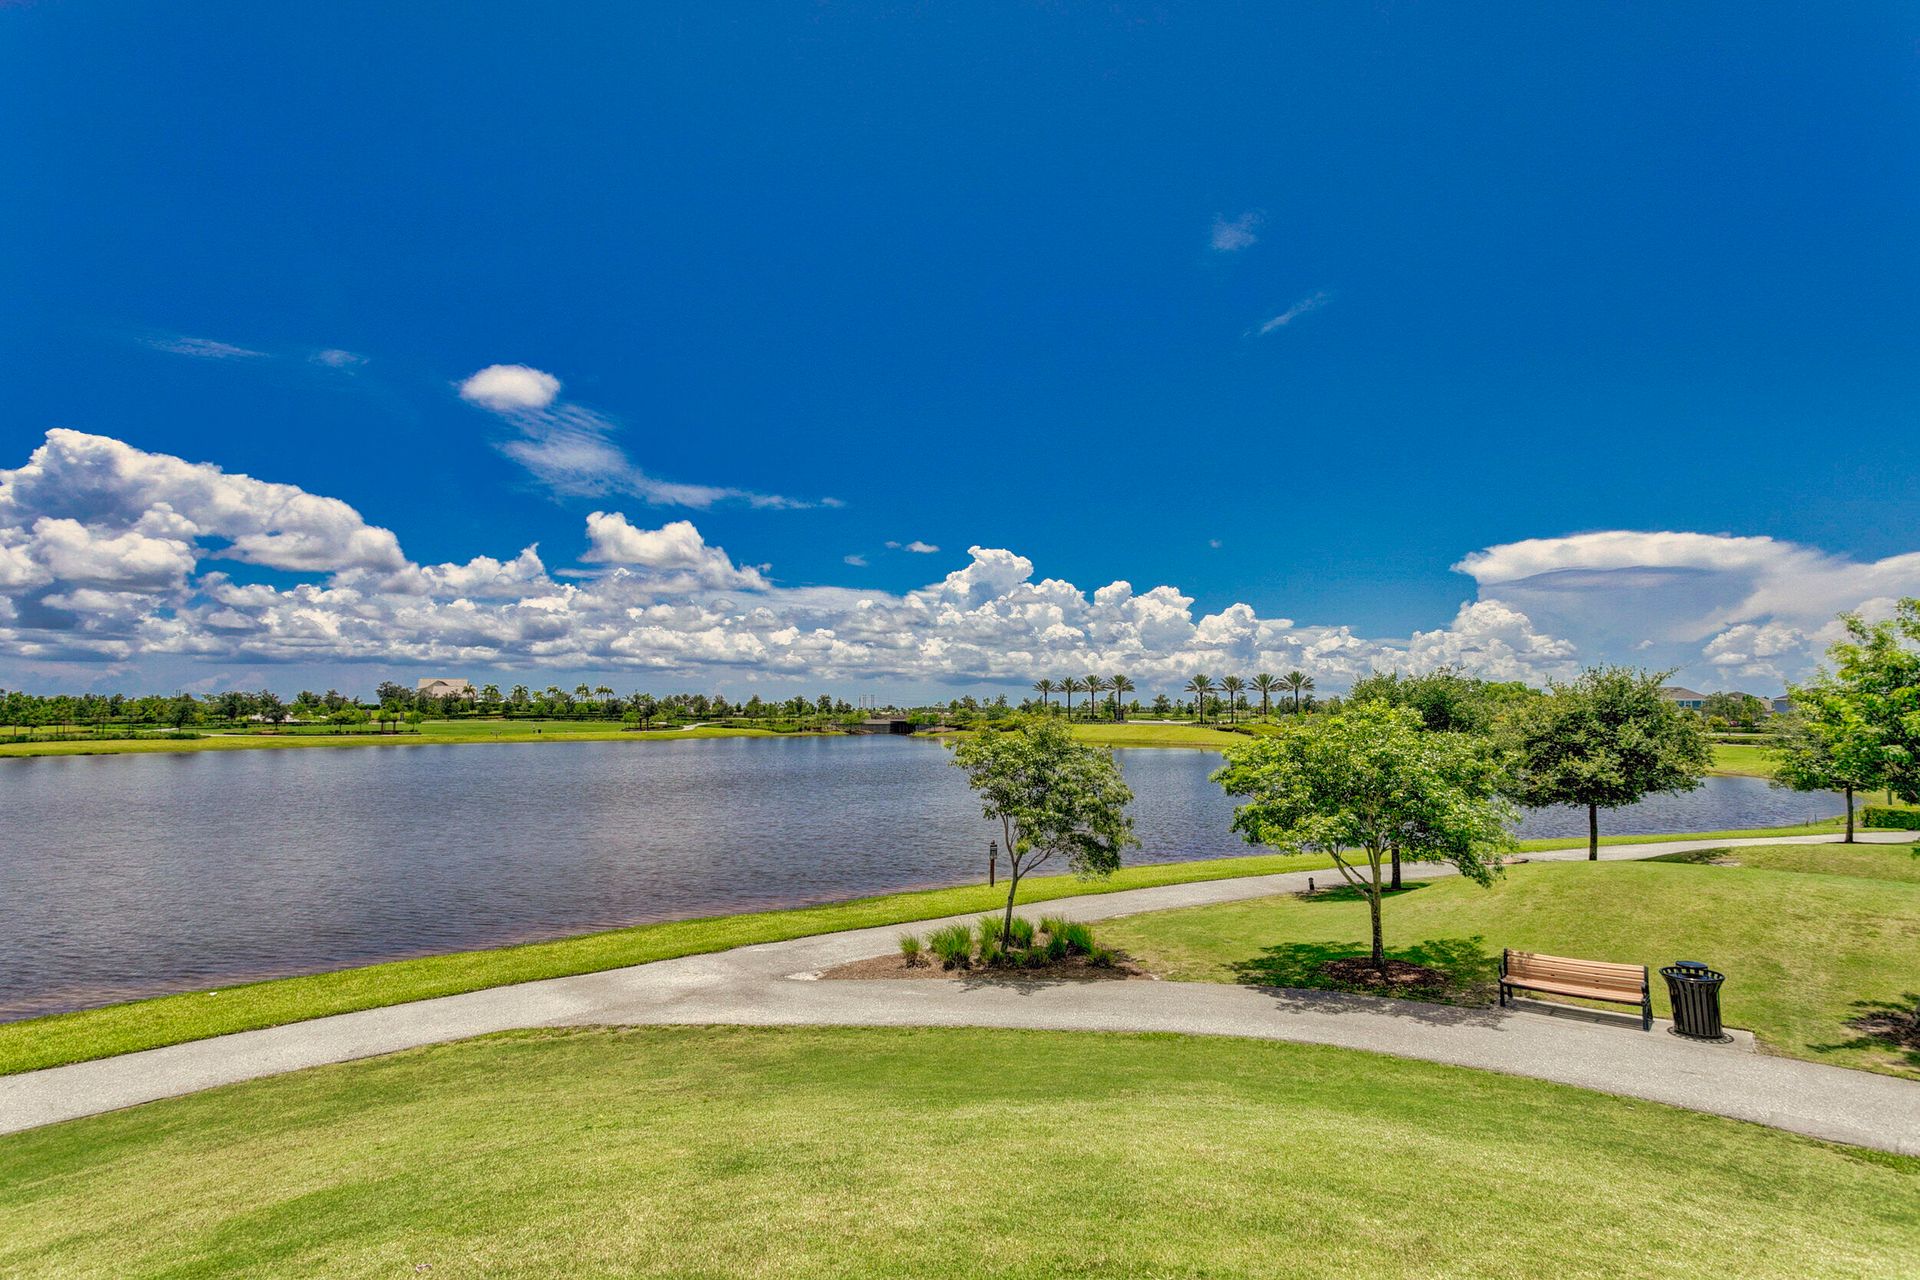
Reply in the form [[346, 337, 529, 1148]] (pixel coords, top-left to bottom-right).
[[1317, 957, 1452, 993], [819, 953, 1151, 982]]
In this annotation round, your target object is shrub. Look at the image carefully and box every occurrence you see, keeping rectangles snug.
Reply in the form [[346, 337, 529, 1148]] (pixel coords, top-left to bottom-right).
[[1044, 932, 1069, 963], [977, 916, 1006, 947], [977, 934, 1004, 968], [1087, 946, 1117, 969], [1039, 915, 1069, 937], [1007, 916, 1036, 949], [1060, 922, 1096, 956], [898, 934, 924, 966], [1863, 806, 1920, 830], [928, 924, 974, 969]]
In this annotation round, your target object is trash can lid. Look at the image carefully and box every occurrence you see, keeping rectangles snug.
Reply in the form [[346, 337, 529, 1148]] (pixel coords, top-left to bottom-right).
[[1673, 960, 1711, 971]]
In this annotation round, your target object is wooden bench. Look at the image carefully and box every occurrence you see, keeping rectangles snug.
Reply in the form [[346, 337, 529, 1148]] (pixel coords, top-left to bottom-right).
[[1499, 949, 1651, 1030]]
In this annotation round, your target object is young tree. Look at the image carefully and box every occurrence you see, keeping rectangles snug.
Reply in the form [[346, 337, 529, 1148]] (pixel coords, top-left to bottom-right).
[[949, 718, 1137, 945], [1213, 702, 1512, 975], [1501, 667, 1712, 860], [1770, 599, 1920, 833], [1769, 708, 1877, 842]]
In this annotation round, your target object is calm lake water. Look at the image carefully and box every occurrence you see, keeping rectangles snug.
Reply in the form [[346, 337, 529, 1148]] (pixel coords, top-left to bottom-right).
[[0, 736, 1839, 1020]]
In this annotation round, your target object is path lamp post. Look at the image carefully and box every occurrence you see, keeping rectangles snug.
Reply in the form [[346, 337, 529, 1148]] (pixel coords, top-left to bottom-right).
[[989, 840, 998, 887]]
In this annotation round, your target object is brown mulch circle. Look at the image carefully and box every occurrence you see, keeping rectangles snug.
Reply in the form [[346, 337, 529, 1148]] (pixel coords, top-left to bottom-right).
[[1850, 1009, 1920, 1051], [819, 952, 1151, 982], [1317, 957, 1451, 992]]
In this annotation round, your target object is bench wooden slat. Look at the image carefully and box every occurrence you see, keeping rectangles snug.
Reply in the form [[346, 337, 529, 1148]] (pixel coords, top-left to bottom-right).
[[1501, 948, 1652, 1029]]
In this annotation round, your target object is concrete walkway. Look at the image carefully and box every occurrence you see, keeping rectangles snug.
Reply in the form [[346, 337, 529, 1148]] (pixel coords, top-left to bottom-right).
[[5, 833, 1918, 1152]]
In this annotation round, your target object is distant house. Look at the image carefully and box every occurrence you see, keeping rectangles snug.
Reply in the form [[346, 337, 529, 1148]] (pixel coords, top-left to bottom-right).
[[416, 677, 476, 700], [1770, 694, 1793, 716], [1657, 686, 1708, 711]]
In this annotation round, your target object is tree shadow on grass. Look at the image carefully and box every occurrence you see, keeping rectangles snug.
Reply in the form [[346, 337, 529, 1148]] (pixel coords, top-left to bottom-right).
[[1228, 935, 1507, 1028], [1809, 992, 1920, 1072]]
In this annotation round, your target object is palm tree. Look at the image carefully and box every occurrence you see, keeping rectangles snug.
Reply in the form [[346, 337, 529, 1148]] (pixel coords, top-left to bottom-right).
[[1062, 676, 1084, 720], [1251, 673, 1281, 721], [1109, 674, 1134, 722], [1183, 673, 1215, 723], [1283, 670, 1315, 713], [1083, 674, 1108, 722], [1032, 677, 1055, 712], [1220, 675, 1245, 725]]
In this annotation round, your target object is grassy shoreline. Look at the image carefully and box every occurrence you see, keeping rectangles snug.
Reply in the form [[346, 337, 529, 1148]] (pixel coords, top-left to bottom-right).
[[0, 722, 801, 759], [1, 718, 1773, 779], [0, 819, 1879, 1077]]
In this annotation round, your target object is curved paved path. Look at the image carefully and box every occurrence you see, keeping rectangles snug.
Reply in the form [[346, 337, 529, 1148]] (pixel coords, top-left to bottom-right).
[[5, 833, 1918, 1152]]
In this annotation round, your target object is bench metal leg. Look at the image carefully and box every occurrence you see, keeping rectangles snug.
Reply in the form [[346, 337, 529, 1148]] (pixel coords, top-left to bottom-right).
[[1642, 1000, 1652, 1031]]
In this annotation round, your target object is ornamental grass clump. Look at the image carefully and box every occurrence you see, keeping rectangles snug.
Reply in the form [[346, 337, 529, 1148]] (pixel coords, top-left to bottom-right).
[[928, 923, 974, 970], [898, 933, 924, 967], [1059, 921, 1096, 956], [1007, 916, 1036, 949]]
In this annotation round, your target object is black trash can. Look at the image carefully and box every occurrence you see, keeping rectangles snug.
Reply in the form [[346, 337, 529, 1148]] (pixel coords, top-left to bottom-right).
[[1661, 961, 1730, 1043]]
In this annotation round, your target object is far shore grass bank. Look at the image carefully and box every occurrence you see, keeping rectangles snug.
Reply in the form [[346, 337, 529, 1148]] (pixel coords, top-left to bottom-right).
[[0, 717, 1773, 780], [0, 819, 1877, 1077], [0, 721, 799, 759]]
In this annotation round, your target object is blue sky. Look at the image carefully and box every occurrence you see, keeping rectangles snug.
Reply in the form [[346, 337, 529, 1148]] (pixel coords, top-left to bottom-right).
[[3, 4, 1918, 697]]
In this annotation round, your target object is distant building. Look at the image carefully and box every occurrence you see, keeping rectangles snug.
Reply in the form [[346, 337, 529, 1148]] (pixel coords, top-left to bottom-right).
[[416, 677, 476, 700], [1657, 686, 1708, 711], [1770, 694, 1793, 716]]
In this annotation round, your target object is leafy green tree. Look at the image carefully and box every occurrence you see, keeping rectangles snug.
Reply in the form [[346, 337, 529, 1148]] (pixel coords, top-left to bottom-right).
[[1349, 667, 1537, 736], [1769, 710, 1877, 842], [949, 717, 1137, 945], [1213, 702, 1512, 974], [1700, 691, 1766, 729], [1770, 599, 1920, 831], [1501, 667, 1712, 860]]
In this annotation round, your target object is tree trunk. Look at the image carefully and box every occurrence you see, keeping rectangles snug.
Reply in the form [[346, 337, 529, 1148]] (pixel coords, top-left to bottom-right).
[[1587, 803, 1599, 861], [1390, 846, 1402, 891], [1845, 786, 1855, 843], [1368, 852, 1386, 973], [1003, 870, 1021, 955]]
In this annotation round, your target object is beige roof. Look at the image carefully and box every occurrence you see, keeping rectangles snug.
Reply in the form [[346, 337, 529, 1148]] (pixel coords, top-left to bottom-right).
[[416, 677, 474, 693]]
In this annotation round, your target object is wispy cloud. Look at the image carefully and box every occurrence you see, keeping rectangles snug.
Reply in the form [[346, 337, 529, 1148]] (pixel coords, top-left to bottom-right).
[[1254, 291, 1331, 335], [1210, 212, 1262, 252], [460, 363, 831, 511], [144, 334, 266, 360], [885, 539, 940, 554], [311, 348, 368, 370], [843, 553, 868, 567]]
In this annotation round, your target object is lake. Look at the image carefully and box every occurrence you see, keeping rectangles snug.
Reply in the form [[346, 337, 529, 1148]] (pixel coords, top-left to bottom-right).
[[0, 736, 1837, 1020]]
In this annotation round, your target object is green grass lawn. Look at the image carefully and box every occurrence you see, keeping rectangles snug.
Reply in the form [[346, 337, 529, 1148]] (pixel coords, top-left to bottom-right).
[[1103, 855, 1920, 1077], [3, 1026, 1913, 1279], [0, 721, 789, 758], [1648, 841, 1920, 884], [1068, 722, 1247, 748], [1711, 741, 1776, 777]]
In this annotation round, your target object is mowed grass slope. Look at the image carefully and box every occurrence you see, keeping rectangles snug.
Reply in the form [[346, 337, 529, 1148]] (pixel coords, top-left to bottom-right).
[[1104, 853, 1920, 1076], [4, 1026, 1915, 1279]]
